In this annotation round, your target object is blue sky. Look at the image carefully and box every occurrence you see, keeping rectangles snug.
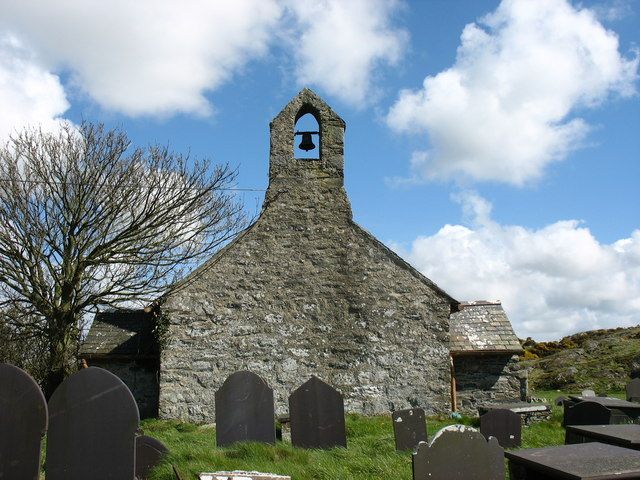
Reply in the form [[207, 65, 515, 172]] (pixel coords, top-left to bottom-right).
[[0, 0, 638, 340]]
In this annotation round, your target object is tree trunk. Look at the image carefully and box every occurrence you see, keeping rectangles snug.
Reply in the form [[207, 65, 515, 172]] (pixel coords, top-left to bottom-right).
[[43, 320, 79, 399]]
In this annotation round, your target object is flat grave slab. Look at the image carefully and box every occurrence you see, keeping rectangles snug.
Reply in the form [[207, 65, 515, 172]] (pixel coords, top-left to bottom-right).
[[392, 408, 427, 451], [200, 472, 291, 480], [477, 401, 551, 425], [478, 401, 551, 414], [506, 442, 640, 480], [568, 396, 640, 410], [566, 424, 640, 450]]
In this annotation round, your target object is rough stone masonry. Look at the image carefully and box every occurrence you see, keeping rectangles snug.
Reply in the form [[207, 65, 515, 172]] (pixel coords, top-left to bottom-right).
[[157, 89, 458, 423]]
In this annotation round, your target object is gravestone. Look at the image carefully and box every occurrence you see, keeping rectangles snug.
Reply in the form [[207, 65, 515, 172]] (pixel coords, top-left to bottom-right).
[[0, 363, 48, 480], [480, 408, 521, 448], [174, 464, 188, 480], [627, 378, 640, 402], [46, 367, 140, 480], [412, 425, 504, 480], [392, 408, 428, 451], [289, 376, 346, 449], [215, 371, 275, 447], [564, 400, 611, 426], [136, 435, 169, 480], [582, 389, 596, 397]]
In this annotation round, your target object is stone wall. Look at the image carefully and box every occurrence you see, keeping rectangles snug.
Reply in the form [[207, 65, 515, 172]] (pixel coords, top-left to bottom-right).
[[91, 359, 159, 418], [158, 89, 455, 423], [453, 353, 526, 413]]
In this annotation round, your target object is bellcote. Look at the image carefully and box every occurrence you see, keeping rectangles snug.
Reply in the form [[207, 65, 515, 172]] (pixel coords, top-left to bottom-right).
[[268, 88, 346, 182]]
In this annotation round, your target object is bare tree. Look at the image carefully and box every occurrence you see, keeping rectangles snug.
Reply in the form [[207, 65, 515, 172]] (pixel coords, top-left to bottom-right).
[[0, 122, 245, 396], [0, 308, 49, 383]]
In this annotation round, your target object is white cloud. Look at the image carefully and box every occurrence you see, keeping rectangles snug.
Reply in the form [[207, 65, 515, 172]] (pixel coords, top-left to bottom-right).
[[387, 0, 639, 185], [0, 0, 406, 118], [0, 0, 283, 117], [397, 191, 640, 340], [0, 35, 69, 140], [284, 0, 407, 106]]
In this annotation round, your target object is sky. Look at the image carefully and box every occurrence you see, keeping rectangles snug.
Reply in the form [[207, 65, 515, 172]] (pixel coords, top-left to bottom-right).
[[0, 0, 638, 341]]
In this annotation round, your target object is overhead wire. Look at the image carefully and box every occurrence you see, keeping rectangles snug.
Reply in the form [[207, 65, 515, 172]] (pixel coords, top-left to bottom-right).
[[0, 177, 266, 192]]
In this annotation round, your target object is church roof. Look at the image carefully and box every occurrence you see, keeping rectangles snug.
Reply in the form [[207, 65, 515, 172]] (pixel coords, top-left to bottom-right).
[[79, 309, 158, 359], [450, 301, 522, 354]]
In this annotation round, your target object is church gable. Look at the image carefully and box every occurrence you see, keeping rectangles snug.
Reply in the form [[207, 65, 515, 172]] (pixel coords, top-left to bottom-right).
[[158, 90, 456, 423], [165, 88, 453, 306]]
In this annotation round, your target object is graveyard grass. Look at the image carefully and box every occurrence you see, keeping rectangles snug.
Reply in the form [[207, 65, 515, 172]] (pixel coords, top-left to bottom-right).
[[140, 390, 586, 480]]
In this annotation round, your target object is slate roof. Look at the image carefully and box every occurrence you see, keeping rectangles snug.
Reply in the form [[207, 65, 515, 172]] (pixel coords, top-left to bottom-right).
[[450, 301, 522, 354], [79, 309, 158, 358]]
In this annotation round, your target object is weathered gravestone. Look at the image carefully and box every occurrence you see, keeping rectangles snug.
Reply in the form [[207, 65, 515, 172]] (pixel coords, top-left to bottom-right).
[[392, 408, 427, 451], [46, 366, 140, 480], [564, 400, 611, 426], [582, 389, 596, 397], [173, 464, 188, 480], [136, 435, 169, 480], [0, 363, 48, 480], [412, 425, 504, 480], [627, 378, 640, 402], [289, 376, 346, 449], [480, 408, 521, 448], [215, 371, 275, 447]]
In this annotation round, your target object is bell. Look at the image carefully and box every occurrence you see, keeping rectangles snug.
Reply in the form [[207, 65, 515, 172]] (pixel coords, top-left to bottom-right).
[[298, 132, 316, 151]]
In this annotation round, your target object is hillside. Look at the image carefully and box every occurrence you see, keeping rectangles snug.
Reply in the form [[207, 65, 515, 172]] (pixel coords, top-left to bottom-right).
[[520, 325, 640, 393]]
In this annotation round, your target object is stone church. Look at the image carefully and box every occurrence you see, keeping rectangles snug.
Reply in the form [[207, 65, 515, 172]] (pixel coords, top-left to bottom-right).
[[81, 89, 524, 422]]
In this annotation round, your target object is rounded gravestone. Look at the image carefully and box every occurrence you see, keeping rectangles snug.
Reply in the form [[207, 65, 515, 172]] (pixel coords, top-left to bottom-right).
[[136, 435, 169, 480], [480, 408, 521, 448], [564, 400, 611, 427], [46, 366, 140, 480], [289, 376, 346, 449], [0, 363, 48, 480], [215, 371, 276, 447]]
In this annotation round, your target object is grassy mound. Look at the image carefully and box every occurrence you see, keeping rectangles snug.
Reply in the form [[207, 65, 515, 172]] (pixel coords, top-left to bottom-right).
[[521, 326, 640, 392]]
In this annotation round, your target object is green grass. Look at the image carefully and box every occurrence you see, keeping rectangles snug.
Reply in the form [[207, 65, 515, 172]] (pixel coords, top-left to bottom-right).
[[142, 414, 482, 480], [144, 415, 405, 480], [142, 398, 572, 480]]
